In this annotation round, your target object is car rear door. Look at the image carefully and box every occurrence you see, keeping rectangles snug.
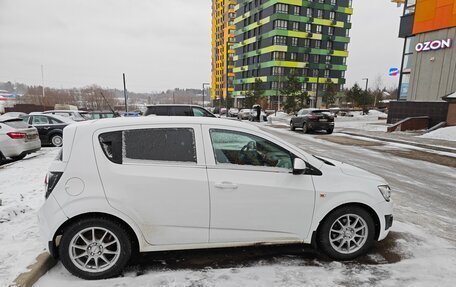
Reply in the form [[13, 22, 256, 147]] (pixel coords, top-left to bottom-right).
[[94, 124, 210, 246]]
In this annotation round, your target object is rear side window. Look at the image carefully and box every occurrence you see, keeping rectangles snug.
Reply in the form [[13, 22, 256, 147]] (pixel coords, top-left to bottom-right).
[[2, 119, 30, 129], [145, 106, 169, 116], [171, 106, 192, 116], [99, 128, 196, 164]]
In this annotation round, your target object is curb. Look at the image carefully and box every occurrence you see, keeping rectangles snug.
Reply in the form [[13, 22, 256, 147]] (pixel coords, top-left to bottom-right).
[[10, 252, 57, 287], [339, 131, 456, 154]]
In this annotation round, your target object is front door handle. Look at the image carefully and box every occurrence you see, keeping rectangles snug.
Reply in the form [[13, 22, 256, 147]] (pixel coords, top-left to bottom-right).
[[214, 182, 238, 190]]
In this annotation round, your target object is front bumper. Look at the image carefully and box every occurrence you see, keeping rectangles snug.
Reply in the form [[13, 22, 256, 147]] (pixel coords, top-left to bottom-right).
[[374, 200, 394, 241]]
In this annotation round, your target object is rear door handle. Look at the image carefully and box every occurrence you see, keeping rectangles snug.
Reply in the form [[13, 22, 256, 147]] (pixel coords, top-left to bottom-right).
[[214, 182, 238, 190]]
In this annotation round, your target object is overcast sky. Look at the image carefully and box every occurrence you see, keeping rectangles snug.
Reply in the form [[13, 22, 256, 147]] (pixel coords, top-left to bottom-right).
[[0, 0, 403, 93]]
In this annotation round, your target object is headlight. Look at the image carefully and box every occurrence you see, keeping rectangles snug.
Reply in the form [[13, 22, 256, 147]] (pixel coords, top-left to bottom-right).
[[378, 185, 391, 202]]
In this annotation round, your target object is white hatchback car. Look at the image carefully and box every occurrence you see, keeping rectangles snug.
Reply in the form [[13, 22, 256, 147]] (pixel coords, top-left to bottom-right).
[[39, 117, 393, 280]]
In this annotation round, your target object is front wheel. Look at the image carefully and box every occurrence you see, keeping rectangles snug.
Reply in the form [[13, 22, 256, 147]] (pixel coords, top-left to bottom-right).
[[326, 128, 334, 134], [290, 121, 296, 131], [59, 218, 132, 280], [317, 206, 375, 260]]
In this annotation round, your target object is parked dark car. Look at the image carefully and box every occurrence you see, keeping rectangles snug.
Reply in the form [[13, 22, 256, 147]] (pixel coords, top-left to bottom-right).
[[22, 114, 74, 147], [144, 104, 216, 117], [290, 109, 334, 134]]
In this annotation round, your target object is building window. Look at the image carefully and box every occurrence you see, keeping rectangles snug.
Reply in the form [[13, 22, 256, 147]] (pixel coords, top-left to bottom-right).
[[292, 22, 299, 31], [325, 55, 331, 64], [314, 55, 320, 63], [324, 70, 330, 78], [276, 3, 289, 13], [331, 0, 336, 5], [329, 11, 335, 21], [272, 66, 285, 75], [303, 54, 310, 62], [315, 25, 322, 34], [305, 23, 312, 32], [293, 6, 301, 15], [273, 51, 286, 60], [327, 41, 333, 50], [274, 36, 287, 45], [274, 20, 288, 30], [291, 37, 298, 46], [306, 8, 313, 17], [328, 27, 334, 36], [316, 10, 323, 18], [315, 40, 321, 49], [303, 38, 310, 47], [290, 52, 297, 61]]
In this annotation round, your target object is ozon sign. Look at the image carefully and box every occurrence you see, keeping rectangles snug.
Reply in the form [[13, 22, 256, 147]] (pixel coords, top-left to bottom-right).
[[415, 38, 452, 52]]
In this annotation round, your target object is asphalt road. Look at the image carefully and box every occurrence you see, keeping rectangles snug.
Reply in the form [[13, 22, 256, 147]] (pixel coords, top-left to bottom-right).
[[259, 125, 456, 244]]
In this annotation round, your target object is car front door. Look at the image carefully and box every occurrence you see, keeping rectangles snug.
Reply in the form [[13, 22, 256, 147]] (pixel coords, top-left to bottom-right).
[[94, 124, 210, 245], [202, 126, 316, 243]]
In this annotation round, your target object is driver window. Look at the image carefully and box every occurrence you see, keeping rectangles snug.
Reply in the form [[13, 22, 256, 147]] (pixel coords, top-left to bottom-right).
[[209, 129, 294, 170]]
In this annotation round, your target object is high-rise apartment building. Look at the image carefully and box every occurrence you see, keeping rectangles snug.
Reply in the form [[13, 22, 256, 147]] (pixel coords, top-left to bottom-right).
[[232, 0, 353, 107], [211, 0, 237, 100]]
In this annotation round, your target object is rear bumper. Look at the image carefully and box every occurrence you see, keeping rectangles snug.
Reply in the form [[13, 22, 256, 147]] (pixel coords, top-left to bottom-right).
[[307, 121, 334, 130], [1, 139, 41, 158], [38, 194, 68, 257]]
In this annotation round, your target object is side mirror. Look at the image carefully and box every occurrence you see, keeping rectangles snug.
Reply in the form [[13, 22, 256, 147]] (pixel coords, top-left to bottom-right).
[[293, 158, 307, 175]]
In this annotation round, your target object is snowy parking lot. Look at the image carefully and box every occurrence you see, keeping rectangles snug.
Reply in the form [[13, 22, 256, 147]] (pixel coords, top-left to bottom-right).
[[1, 120, 456, 286]]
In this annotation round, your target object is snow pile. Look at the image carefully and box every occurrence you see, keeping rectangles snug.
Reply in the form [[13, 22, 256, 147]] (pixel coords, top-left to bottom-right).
[[419, 126, 456, 141], [267, 112, 291, 127], [0, 148, 59, 287], [368, 109, 388, 118]]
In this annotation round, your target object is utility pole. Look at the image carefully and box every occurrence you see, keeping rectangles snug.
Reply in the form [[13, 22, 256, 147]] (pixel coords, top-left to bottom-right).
[[123, 73, 128, 112], [173, 92, 175, 104], [202, 83, 210, 107], [362, 78, 369, 114], [315, 72, 320, 108], [41, 65, 45, 108], [225, 41, 229, 117]]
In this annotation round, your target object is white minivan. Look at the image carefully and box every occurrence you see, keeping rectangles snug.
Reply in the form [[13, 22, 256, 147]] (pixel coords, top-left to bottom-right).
[[39, 117, 393, 280]]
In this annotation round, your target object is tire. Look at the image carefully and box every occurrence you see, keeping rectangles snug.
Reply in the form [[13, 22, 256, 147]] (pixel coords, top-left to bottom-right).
[[326, 128, 334, 134], [50, 134, 63, 147], [317, 206, 375, 260], [302, 123, 309, 134], [11, 154, 26, 161], [59, 217, 132, 280], [290, 121, 296, 131]]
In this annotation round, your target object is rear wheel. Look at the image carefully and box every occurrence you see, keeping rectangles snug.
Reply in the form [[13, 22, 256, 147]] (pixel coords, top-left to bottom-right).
[[50, 134, 63, 147], [318, 206, 375, 260], [59, 218, 132, 280], [302, 123, 309, 134]]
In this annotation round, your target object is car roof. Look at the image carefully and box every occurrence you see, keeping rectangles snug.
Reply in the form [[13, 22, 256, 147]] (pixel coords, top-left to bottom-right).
[[72, 116, 261, 132], [43, 110, 87, 113], [30, 113, 76, 123], [146, 104, 203, 108]]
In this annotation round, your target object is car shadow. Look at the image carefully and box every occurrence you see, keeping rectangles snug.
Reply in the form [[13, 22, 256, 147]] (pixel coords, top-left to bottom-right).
[[123, 231, 406, 276]]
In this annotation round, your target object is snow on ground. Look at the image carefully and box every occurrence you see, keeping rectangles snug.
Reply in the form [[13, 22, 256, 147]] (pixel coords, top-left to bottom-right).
[[419, 126, 456, 142], [0, 148, 59, 287]]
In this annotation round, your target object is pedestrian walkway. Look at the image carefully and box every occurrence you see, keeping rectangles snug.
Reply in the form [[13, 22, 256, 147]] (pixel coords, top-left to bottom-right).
[[339, 128, 456, 154]]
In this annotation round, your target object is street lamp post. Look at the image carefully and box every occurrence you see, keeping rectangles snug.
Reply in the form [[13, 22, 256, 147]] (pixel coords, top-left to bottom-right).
[[202, 83, 210, 107], [315, 72, 320, 108], [362, 78, 369, 114]]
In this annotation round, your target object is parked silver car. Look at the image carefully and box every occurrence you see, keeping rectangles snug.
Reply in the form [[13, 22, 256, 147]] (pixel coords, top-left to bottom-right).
[[0, 117, 41, 162], [34, 110, 88, 121]]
